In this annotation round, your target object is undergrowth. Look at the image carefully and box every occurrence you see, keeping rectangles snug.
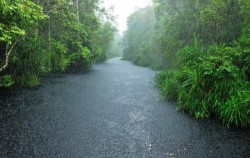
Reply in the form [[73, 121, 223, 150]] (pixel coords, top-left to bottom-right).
[[155, 40, 250, 128]]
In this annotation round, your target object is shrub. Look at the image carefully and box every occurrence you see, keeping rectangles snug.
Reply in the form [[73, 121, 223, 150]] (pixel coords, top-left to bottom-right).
[[0, 75, 14, 88], [23, 75, 41, 87], [156, 42, 250, 127], [220, 89, 250, 127], [177, 68, 209, 119], [155, 70, 180, 101]]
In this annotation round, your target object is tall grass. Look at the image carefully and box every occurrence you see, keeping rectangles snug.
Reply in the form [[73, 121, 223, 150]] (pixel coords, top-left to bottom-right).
[[155, 70, 180, 101], [156, 41, 250, 128]]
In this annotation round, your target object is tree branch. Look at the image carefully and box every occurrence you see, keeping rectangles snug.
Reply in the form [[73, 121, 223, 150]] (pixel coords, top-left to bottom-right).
[[0, 38, 21, 73]]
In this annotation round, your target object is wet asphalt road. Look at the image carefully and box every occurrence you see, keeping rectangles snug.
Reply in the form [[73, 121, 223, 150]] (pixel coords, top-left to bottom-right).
[[0, 57, 249, 158]]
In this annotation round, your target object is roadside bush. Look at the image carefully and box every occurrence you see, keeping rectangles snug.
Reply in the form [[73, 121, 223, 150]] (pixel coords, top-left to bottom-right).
[[156, 43, 250, 127], [155, 70, 180, 101], [133, 56, 150, 67], [177, 67, 209, 119], [177, 38, 206, 68], [220, 89, 250, 127], [0, 75, 14, 88]]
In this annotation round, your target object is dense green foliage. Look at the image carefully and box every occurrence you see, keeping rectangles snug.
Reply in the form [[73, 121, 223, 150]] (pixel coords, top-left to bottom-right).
[[124, 0, 250, 127], [0, 0, 116, 88], [174, 42, 250, 127]]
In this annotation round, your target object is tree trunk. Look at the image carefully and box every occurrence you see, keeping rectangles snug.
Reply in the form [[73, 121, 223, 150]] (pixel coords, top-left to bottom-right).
[[0, 39, 20, 73]]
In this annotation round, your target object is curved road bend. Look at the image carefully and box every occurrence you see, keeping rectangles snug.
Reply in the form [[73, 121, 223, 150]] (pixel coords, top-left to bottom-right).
[[0, 57, 249, 158]]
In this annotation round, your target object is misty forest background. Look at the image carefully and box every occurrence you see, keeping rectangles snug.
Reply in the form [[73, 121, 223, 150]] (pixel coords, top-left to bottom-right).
[[0, 0, 250, 128]]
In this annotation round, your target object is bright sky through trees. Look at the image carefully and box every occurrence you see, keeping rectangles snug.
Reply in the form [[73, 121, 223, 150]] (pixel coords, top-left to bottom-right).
[[102, 0, 152, 33]]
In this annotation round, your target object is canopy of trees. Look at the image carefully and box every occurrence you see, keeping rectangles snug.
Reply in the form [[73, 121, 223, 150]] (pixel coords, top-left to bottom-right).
[[0, 0, 116, 87], [123, 0, 250, 128]]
